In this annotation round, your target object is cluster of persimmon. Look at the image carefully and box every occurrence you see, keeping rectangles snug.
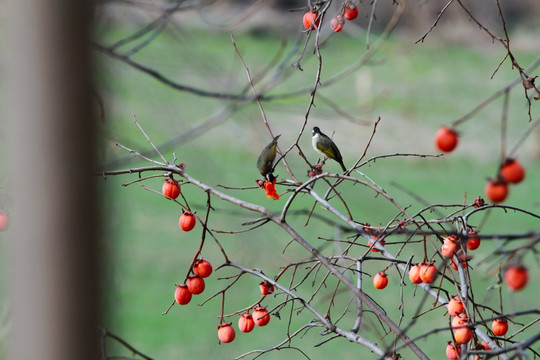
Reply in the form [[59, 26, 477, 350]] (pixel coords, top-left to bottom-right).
[[237, 305, 271, 333], [162, 178, 198, 231], [302, 1, 358, 33], [445, 295, 511, 359], [408, 262, 438, 284], [221, 305, 271, 344], [330, 1, 359, 33], [469, 198, 529, 292], [237, 283, 273, 333], [440, 232, 482, 270], [165, 176, 275, 344], [217, 281, 274, 344], [435, 234, 527, 357], [365, 228, 525, 358], [434, 127, 527, 204], [446, 340, 491, 360], [439, 232, 528, 290], [484, 158, 526, 203], [174, 259, 213, 307]]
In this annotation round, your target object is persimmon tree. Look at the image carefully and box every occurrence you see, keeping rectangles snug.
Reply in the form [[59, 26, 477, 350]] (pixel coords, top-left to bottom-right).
[[94, 0, 539, 359]]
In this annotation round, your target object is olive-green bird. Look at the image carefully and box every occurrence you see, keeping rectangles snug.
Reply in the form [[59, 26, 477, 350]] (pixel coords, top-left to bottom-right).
[[312, 126, 346, 172], [257, 134, 281, 182]]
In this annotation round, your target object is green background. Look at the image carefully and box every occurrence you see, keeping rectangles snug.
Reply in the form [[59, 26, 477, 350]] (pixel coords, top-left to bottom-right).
[[2, 7, 539, 359]]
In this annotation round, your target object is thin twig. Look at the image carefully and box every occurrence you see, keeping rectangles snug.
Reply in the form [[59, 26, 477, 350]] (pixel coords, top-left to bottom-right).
[[415, 0, 455, 43], [132, 114, 169, 164]]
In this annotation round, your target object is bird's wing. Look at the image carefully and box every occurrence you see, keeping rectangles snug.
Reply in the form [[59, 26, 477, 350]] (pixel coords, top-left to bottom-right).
[[257, 143, 277, 175], [315, 141, 331, 158], [317, 141, 342, 161]]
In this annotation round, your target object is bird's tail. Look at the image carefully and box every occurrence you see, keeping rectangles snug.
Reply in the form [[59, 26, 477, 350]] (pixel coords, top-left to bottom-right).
[[339, 162, 347, 172]]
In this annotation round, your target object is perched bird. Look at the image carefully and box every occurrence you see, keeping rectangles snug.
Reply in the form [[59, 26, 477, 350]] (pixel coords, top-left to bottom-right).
[[312, 126, 346, 172], [256, 134, 281, 182]]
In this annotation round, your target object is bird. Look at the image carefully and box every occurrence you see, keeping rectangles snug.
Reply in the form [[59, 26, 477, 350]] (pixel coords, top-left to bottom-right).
[[256, 134, 281, 182], [311, 126, 346, 172]]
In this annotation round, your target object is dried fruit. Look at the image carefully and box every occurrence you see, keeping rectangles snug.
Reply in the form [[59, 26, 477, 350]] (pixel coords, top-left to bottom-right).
[[238, 313, 255, 333], [522, 76, 537, 89], [174, 284, 192, 305], [179, 211, 196, 231], [473, 196, 485, 208], [373, 271, 388, 289], [252, 305, 270, 326], [217, 323, 236, 343], [434, 127, 459, 153], [193, 259, 213, 278], [504, 265, 528, 291]]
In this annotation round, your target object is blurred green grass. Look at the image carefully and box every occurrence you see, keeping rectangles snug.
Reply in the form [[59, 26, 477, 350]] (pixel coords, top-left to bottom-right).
[[96, 25, 538, 359]]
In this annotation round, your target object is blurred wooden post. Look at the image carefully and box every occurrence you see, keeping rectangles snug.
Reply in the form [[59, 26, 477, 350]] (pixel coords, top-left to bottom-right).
[[4, 1, 99, 359]]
